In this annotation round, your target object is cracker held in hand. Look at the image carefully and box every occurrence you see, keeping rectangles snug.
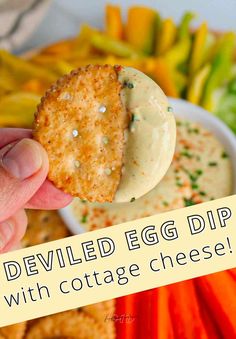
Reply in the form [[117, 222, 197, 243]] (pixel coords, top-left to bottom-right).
[[34, 65, 128, 202]]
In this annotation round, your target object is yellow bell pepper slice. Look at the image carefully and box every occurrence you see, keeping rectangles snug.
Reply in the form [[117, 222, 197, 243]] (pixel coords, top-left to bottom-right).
[[173, 70, 187, 94], [189, 22, 208, 75], [125, 6, 159, 55], [0, 50, 56, 83], [0, 68, 18, 93], [187, 64, 211, 104], [105, 4, 123, 40], [31, 55, 75, 76], [155, 18, 177, 55], [164, 37, 191, 71], [0, 92, 40, 127]]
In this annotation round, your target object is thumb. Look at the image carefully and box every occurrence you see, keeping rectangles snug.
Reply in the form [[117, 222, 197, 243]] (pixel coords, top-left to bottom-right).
[[0, 138, 49, 222]]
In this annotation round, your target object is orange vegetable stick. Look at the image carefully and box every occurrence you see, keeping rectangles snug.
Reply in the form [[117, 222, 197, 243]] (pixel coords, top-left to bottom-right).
[[194, 279, 222, 339], [229, 268, 236, 280], [115, 293, 139, 339], [196, 271, 236, 338], [151, 288, 158, 339], [152, 58, 179, 97], [168, 280, 208, 339], [157, 286, 175, 339], [105, 4, 123, 40], [136, 289, 158, 339]]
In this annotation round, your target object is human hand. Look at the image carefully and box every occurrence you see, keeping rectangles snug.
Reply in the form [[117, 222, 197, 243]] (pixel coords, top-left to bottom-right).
[[0, 128, 72, 253]]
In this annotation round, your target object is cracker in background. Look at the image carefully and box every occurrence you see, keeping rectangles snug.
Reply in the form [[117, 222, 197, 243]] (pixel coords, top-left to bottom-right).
[[0, 322, 26, 339], [83, 299, 116, 338], [25, 310, 111, 339], [34, 64, 129, 202], [22, 210, 70, 247]]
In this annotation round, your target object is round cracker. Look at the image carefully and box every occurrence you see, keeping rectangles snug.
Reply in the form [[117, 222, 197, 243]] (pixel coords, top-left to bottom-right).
[[82, 300, 115, 338], [22, 210, 70, 247], [0, 322, 26, 339], [34, 64, 128, 203], [25, 310, 110, 339]]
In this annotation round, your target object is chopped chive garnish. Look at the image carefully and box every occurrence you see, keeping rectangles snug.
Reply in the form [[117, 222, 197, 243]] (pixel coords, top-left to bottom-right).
[[81, 214, 88, 223], [131, 114, 140, 122], [189, 173, 197, 182], [127, 82, 134, 89], [188, 128, 199, 134], [195, 169, 203, 176], [124, 81, 134, 89], [208, 162, 218, 167], [221, 151, 228, 158], [180, 150, 193, 158], [199, 191, 206, 196], [191, 183, 199, 190], [130, 197, 136, 202], [184, 198, 195, 207], [162, 201, 169, 206], [167, 106, 173, 112]]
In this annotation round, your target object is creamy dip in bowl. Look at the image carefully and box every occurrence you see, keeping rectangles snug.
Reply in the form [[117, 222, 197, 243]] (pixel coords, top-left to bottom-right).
[[59, 98, 236, 234]]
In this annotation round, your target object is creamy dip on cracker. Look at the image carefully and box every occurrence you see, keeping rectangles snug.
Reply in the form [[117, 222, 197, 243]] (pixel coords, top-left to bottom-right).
[[72, 119, 233, 230], [115, 67, 176, 202]]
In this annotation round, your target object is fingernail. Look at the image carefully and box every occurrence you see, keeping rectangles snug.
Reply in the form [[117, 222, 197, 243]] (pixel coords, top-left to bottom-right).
[[2, 139, 43, 180], [0, 221, 14, 249]]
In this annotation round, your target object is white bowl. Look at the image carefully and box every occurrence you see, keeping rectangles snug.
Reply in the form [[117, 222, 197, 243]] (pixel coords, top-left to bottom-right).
[[59, 98, 236, 234]]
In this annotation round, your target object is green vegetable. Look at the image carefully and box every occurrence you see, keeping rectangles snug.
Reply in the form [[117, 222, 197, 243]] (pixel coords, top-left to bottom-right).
[[228, 78, 236, 94], [215, 92, 236, 134], [90, 30, 141, 58], [178, 12, 195, 40], [201, 32, 236, 111]]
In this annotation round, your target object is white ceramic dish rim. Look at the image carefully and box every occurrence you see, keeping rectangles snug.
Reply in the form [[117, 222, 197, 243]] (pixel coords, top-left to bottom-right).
[[59, 98, 236, 235]]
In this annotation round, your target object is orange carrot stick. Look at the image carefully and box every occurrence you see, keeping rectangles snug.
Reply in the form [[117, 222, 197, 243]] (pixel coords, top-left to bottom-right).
[[151, 288, 159, 339], [168, 280, 208, 339], [115, 293, 139, 339], [157, 286, 175, 339], [194, 279, 222, 339], [229, 268, 236, 280], [136, 289, 158, 339], [105, 4, 123, 40], [196, 271, 236, 338]]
